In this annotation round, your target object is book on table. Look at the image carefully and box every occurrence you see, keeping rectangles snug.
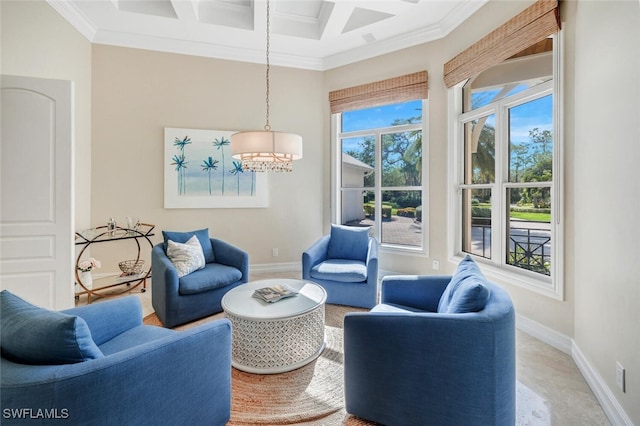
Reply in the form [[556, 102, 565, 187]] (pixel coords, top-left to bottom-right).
[[252, 284, 299, 303]]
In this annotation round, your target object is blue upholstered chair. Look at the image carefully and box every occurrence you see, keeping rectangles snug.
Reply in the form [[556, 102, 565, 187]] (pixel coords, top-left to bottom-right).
[[152, 228, 249, 328], [0, 291, 232, 426], [343, 256, 516, 426], [302, 224, 378, 309]]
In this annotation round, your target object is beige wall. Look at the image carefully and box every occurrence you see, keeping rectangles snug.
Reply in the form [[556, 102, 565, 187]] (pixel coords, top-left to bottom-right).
[[1, 0, 92, 230], [91, 45, 324, 265], [571, 0, 640, 422]]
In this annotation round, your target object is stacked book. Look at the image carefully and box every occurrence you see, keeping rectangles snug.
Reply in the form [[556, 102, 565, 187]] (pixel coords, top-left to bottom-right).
[[252, 284, 298, 303]]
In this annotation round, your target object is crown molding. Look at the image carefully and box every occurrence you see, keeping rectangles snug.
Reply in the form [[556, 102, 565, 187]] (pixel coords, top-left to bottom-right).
[[46, 0, 489, 71], [91, 28, 325, 70], [322, 22, 446, 70]]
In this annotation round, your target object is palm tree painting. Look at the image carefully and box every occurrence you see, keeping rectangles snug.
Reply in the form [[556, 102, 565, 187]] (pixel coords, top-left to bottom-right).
[[229, 161, 244, 195], [212, 136, 230, 194], [201, 156, 219, 195], [171, 154, 188, 194], [173, 136, 191, 194], [164, 128, 268, 208], [173, 135, 191, 152]]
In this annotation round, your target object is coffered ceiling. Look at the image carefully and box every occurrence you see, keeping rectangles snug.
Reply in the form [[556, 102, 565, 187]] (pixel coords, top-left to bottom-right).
[[48, 0, 488, 70]]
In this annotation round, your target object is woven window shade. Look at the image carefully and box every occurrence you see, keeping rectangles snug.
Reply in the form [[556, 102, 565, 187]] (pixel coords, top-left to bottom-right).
[[444, 0, 559, 88], [329, 71, 428, 114]]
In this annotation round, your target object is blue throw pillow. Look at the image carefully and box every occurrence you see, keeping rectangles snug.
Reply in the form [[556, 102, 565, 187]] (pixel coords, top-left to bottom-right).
[[0, 290, 104, 364], [438, 255, 491, 313], [327, 224, 370, 262], [162, 228, 215, 263]]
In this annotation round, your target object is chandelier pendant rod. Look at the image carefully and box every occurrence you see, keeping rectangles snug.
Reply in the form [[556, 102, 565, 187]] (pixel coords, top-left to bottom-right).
[[264, 0, 271, 132]]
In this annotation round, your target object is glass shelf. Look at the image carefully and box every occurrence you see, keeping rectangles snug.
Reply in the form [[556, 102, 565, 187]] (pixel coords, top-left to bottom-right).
[[75, 223, 155, 244]]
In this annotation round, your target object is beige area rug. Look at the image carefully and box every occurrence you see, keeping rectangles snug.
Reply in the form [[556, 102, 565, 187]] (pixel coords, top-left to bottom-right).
[[143, 305, 377, 426]]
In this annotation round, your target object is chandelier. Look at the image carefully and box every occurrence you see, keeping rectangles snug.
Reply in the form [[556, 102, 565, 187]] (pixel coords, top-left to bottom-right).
[[231, 0, 303, 172]]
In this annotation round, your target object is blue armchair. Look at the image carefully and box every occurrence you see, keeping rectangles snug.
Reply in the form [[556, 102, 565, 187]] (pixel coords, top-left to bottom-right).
[[302, 224, 378, 309], [0, 291, 231, 426], [152, 228, 249, 327], [343, 256, 516, 426]]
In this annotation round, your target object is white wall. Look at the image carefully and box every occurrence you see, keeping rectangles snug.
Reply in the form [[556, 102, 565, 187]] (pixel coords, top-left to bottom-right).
[[0, 0, 92, 230], [571, 1, 640, 423]]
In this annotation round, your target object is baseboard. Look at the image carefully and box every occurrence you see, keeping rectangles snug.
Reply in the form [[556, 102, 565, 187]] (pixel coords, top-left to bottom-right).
[[516, 314, 633, 425], [516, 313, 572, 355], [572, 343, 634, 426], [250, 262, 301, 274]]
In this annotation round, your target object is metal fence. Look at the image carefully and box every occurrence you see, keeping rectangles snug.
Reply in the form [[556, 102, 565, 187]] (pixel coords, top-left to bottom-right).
[[470, 224, 551, 275]]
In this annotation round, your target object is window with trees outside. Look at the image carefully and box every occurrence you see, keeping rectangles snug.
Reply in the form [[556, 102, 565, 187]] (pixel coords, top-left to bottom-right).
[[453, 35, 562, 297], [333, 99, 426, 251]]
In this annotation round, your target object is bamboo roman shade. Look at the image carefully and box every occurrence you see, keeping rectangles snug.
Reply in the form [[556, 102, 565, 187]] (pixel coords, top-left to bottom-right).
[[443, 0, 560, 88], [329, 71, 428, 114]]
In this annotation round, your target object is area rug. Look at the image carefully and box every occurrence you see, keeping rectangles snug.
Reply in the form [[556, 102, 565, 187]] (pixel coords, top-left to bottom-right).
[[143, 306, 376, 425]]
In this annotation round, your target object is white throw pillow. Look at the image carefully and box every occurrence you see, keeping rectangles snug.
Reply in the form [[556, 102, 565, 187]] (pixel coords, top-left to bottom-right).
[[166, 235, 206, 277]]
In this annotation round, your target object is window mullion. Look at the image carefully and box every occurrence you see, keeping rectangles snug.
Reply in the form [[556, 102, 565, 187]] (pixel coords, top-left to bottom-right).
[[332, 113, 341, 225], [495, 104, 508, 269], [504, 181, 552, 189], [374, 130, 382, 244]]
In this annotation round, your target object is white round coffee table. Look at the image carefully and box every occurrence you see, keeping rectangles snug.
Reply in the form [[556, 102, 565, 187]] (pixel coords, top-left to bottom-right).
[[221, 279, 327, 374]]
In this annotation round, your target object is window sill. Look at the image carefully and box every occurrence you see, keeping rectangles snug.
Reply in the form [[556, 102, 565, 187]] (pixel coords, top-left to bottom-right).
[[450, 254, 563, 301], [380, 245, 427, 257]]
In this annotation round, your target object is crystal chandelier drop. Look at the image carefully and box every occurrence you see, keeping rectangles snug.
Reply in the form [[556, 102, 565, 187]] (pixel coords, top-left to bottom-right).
[[230, 0, 302, 172]]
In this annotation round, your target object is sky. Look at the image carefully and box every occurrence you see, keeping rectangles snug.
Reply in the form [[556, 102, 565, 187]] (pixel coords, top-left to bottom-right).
[[341, 100, 422, 153], [341, 100, 422, 134], [340, 93, 551, 150]]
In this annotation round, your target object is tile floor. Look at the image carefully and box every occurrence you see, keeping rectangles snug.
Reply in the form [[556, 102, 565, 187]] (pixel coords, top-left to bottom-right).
[[76, 270, 610, 425]]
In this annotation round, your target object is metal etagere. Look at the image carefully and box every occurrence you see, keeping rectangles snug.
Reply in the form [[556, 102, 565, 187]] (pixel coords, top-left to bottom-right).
[[74, 223, 154, 303]]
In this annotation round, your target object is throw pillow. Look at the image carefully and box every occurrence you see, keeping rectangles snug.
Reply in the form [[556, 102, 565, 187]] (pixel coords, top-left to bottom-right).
[[0, 290, 104, 365], [166, 235, 206, 278], [327, 224, 370, 262], [162, 228, 214, 263], [437, 255, 491, 313]]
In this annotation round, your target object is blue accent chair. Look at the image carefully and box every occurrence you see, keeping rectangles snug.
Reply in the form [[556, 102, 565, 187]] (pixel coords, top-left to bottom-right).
[[344, 257, 516, 426], [0, 291, 232, 426], [302, 224, 378, 309], [152, 229, 249, 328]]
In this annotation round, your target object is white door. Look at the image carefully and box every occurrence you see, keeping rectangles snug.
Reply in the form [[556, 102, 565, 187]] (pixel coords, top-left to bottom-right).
[[1, 75, 74, 310]]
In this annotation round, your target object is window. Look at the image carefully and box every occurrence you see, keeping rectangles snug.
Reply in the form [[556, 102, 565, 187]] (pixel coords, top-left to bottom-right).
[[451, 35, 563, 298], [332, 99, 427, 251], [329, 72, 428, 253]]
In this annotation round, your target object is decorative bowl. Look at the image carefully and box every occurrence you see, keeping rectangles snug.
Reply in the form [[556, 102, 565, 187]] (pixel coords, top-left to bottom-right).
[[118, 259, 145, 276]]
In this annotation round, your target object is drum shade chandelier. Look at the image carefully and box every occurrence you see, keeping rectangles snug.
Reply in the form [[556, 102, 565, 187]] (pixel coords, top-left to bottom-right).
[[231, 0, 302, 172]]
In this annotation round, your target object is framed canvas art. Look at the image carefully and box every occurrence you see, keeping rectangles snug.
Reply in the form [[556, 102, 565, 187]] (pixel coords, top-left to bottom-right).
[[164, 128, 268, 208]]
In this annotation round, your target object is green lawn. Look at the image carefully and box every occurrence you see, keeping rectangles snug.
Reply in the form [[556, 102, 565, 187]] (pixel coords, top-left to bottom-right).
[[510, 211, 551, 222]]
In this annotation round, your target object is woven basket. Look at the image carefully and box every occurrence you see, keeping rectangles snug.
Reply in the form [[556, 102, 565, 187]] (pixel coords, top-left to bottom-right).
[[118, 259, 145, 275]]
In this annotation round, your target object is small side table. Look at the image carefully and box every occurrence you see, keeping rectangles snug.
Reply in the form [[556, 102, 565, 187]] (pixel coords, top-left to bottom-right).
[[221, 279, 327, 374]]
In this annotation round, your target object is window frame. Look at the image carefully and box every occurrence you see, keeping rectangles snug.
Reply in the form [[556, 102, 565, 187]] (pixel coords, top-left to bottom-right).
[[448, 33, 564, 300], [331, 99, 429, 255]]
